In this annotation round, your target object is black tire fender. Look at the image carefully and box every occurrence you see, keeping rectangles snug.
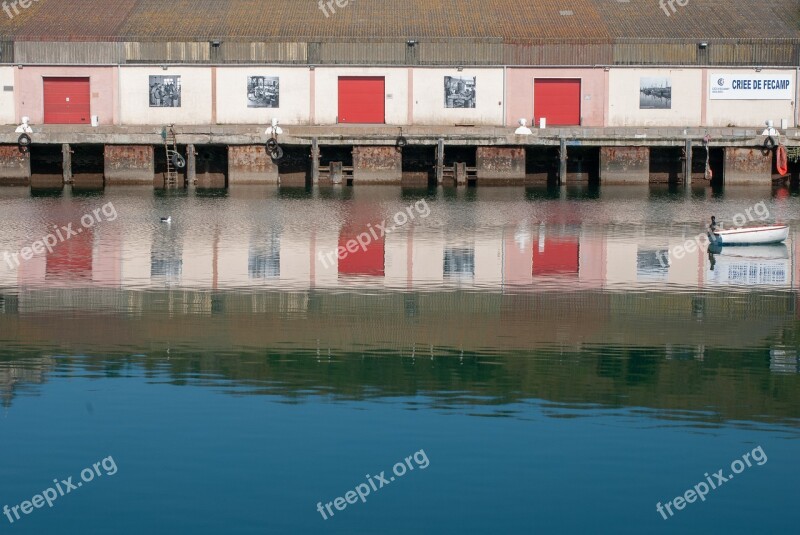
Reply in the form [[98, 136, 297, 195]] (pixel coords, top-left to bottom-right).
[[171, 152, 186, 169], [269, 145, 284, 161]]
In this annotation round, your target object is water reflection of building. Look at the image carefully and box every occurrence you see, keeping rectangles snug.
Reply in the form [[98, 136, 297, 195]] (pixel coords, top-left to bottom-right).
[[0, 357, 56, 408], [0, 204, 796, 294], [770, 347, 799, 374]]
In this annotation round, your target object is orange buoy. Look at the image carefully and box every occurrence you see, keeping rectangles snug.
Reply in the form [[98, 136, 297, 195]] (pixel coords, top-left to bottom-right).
[[776, 144, 788, 176]]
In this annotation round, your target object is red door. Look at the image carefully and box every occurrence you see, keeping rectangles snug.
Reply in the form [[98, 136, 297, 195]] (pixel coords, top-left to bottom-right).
[[534, 79, 581, 126], [43, 77, 91, 124], [338, 77, 385, 124]]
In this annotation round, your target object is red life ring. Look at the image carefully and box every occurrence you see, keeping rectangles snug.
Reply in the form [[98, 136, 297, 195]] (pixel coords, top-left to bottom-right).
[[776, 144, 788, 176]]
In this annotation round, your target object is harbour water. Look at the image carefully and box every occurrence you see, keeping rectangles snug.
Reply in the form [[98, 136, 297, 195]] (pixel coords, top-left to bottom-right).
[[1, 185, 799, 534]]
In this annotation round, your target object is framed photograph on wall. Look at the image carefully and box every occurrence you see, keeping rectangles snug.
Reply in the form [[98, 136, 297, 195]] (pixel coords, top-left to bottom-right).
[[444, 76, 476, 108], [639, 77, 671, 109], [149, 76, 182, 108], [247, 76, 280, 108]]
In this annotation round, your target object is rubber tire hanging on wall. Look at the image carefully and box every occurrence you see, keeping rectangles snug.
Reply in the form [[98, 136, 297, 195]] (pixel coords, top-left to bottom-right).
[[18, 133, 31, 147], [171, 152, 186, 169], [269, 145, 284, 161]]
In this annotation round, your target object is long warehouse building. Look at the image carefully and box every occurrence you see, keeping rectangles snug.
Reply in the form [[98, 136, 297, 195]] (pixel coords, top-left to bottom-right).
[[1, 0, 799, 128]]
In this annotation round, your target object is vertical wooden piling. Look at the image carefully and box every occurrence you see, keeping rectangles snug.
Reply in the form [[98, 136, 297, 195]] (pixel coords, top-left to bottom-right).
[[62, 144, 72, 184], [559, 138, 567, 185], [436, 138, 444, 184], [684, 138, 692, 187], [186, 144, 196, 186], [311, 137, 320, 184]]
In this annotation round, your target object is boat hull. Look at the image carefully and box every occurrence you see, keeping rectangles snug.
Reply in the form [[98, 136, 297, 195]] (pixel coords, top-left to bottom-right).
[[712, 225, 789, 245]]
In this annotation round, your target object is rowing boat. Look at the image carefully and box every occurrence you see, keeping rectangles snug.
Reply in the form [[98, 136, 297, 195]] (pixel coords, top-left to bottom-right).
[[709, 224, 789, 245]]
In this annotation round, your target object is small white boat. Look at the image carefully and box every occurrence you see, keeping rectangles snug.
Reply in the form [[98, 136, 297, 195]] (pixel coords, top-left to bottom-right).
[[710, 224, 788, 245]]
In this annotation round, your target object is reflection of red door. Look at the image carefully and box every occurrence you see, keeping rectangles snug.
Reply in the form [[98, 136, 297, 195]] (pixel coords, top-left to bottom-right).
[[532, 239, 579, 275], [43, 77, 91, 124], [47, 228, 93, 280], [338, 77, 385, 124], [338, 233, 385, 276], [534, 79, 581, 126]]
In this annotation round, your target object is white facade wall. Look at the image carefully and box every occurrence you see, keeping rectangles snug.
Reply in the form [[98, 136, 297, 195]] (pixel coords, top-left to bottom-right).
[[216, 67, 311, 125], [0, 67, 15, 124], [314, 67, 408, 125], [412, 68, 504, 126], [705, 68, 796, 127], [608, 68, 702, 127], [119, 67, 212, 125]]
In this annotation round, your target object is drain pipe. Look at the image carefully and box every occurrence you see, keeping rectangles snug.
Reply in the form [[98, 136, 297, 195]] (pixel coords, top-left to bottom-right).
[[503, 65, 507, 127], [795, 67, 799, 128]]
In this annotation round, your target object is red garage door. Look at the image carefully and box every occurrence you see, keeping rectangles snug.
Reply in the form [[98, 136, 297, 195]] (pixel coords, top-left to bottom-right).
[[43, 77, 91, 124], [534, 79, 581, 126], [338, 77, 385, 124]]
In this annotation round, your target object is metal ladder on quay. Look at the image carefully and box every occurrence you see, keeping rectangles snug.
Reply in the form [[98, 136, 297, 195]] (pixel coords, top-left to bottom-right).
[[162, 125, 179, 188]]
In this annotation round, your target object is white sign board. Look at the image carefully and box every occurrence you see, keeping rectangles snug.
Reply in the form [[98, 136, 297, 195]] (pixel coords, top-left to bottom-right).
[[710, 74, 794, 100]]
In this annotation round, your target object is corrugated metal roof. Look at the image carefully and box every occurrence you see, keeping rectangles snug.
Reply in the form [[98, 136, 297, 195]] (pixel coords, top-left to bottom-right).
[[2, 0, 797, 42]]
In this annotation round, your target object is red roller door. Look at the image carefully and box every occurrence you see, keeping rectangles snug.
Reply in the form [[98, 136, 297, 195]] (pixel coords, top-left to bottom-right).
[[43, 77, 91, 124], [338, 77, 385, 124], [534, 79, 581, 127]]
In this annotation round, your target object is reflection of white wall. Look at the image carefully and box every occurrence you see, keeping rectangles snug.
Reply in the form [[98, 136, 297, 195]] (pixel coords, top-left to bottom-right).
[[121, 235, 152, 288], [608, 69, 701, 127], [412, 234, 445, 284], [474, 233, 503, 287], [216, 67, 310, 125], [413, 68, 504, 125], [280, 230, 311, 287], [606, 240, 638, 285], [0, 67, 14, 124], [314, 230, 340, 287], [706, 69, 796, 127], [384, 231, 408, 288], [314, 67, 408, 125], [666, 238, 701, 286], [181, 234, 214, 288], [120, 67, 212, 125], [216, 230, 249, 287]]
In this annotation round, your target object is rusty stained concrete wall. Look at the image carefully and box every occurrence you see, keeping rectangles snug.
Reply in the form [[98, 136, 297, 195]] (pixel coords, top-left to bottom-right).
[[723, 147, 772, 184], [227, 145, 278, 185], [599, 146, 649, 184], [352, 146, 402, 184], [103, 145, 154, 185], [0, 146, 31, 185], [476, 146, 525, 182]]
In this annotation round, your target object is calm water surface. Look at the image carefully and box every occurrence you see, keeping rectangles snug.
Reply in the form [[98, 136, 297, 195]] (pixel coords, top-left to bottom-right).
[[1, 184, 799, 534]]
